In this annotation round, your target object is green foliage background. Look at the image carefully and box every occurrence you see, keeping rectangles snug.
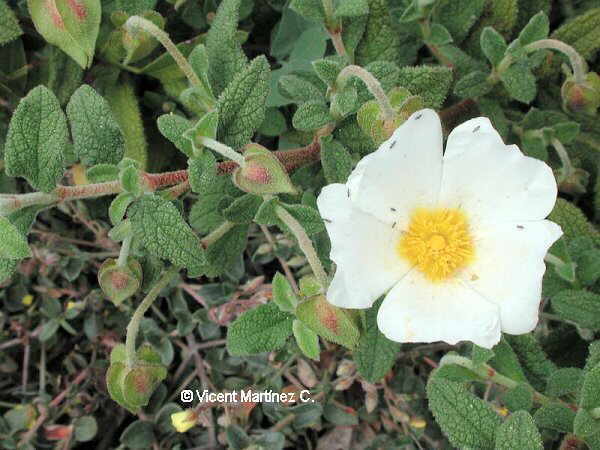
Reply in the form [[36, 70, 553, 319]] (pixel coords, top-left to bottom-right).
[[0, 0, 599, 448]]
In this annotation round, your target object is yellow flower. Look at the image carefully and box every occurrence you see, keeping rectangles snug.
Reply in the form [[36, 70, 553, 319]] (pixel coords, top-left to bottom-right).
[[21, 295, 34, 306], [171, 410, 197, 433]]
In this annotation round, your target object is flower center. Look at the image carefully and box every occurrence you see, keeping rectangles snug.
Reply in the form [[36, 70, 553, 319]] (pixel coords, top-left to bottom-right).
[[397, 208, 474, 282]]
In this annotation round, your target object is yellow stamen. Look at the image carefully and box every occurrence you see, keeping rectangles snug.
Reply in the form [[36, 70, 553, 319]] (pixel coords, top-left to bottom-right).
[[397, 208, 474, 282]]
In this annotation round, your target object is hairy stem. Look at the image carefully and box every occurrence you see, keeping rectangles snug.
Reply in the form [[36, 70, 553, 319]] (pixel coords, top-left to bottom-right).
[[117, 235, 133, 267], [551, 138, 575, 181], [525, 39, 587, 84], [337, 65, 395, 120], [200, 137, 246, 167], [125, 266, 179, 368], [275, 206, 328, 289], [125, 16, 202, 87], [200, 221, 236, 248]]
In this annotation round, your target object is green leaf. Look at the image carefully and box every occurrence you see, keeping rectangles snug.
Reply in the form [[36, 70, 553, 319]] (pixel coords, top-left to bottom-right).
[[27, 0, 101, 68], [272, 272, 299, 313], [109, 192, 135, 226], [0, 207, 42, 282], [74, 416, 98, 442], [201, 224, 248, 277], [431, 0, 486, 43], [546, 368, 584, 398], [255, 199, 325, 236], [334, 0, 368, 18], [295, 295, 360, 349], [455, 71, 494, 98], [581, 365, 600, 410], [223, 194, 262, 224], [495, 411, 543, 450], [355, 299, 400, 383], [129, 195, 206, 274], [292, 101, 334, 131], [502, 383, 534, 412], [104, 80, 148, 169], [5, 86, 68, 192], [188, 151, 217, 194], [226, 302, 294, 356], [548, 199, 600, 246], [320, 136, 353, 184], [312, 58, 344, 87], [184, 110, 219, 155], [552, 290, 600, 330], [86, 164, 119, 183], [66, 85, 124, 166], [533, 403, 575, 432], [258, 108, 287, 137], [206, 0, 248, 96], [505, 334, 556, 391], [500, 60, 537, 104], [480, 27, 507, 66], [574, 409, 600, 439], [120, 420, 155, 448], [289, 0, 325, 23], [278, 74, 325, 104], [472, 343, 495, 365], [489, 338, 529, 384], [396, 65, 453, 109], [355, 0, 417, 67], [0, 216, 31, 259], [518, 12, 549, 46], [427, 376, 502, 449], [293, 319, 320, 360], [428, 23, 453, 46], [552, 8, 600, 60], [216, 55, 270, 149], [157, 114, 194, 158], [0, 0, 22, 45]]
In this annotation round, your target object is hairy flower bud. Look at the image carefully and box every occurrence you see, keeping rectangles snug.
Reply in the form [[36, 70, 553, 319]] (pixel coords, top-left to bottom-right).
[[98, 258, 143, 305], [561, 72, 600, 116], [233, 144, 297, 195]]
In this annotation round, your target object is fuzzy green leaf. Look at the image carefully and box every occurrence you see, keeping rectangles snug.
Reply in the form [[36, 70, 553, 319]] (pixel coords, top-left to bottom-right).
[[157, 114, 194, 158], [293, 319, 320, 360], [296, 295, 360, 349], [500, 60, 537, 104], [546, 367, 584, 398], [201, 224, 248, 277], [581, 365, 600, 410], [455, 71, 494, 98], [427, 376, 502, 449], [216, 55, 270, 149], [432, 0, 485, 43], [505, 334, 556, 391], [502, 383, 534, 412], [226, 302, 294, 356], [27, 0, 101, 68], [518, 12, 549, 46], [0, 216, 31, 259], [533, 403, 575, 432], [548, 199, 600, 246], [481, 27, 508, 66], [552, 290, 600, 330], [0, 0, 22, 45], [223, 194, 262, 224], [495, 411, 543, 450], [278, 74, 325, 104], [428, 23, 453, 46], [292, 101, 334, 131], [355, 0, 417, 67], [206, 0, 248, 96], [272, 272, 299, 313], [355, 299, 400, 383], [289, 0, 325, 23], [129, 195, 205, 274], [396, 65, 453, 109], [66, 85, 124, 166], [320, 136, 353, 184], [334, 0, 368, 18], [552, 8, 600, 60], [5, 86, 68, 192]]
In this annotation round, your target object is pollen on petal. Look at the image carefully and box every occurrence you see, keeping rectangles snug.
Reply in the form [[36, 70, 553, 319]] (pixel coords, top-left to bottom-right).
[[397, 208, 474, 282]]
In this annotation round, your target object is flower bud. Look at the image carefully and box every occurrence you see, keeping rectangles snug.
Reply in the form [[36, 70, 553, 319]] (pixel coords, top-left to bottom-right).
[[171, 410, 198, 433], [99, 258, 143, 305], [561, 72, 600, 116], [233, 144, 297, 195], [357, 88, 424, 144], [558, 167, 590, 195]]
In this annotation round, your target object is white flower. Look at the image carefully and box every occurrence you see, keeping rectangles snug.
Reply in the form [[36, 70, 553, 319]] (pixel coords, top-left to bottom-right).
[[316, 109, 562, 349]]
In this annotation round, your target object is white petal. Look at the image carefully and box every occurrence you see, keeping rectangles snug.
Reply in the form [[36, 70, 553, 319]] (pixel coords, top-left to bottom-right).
[[377, 271, 502, 348], [347, 109, 443, 225], [459, 220, 563, 335], [317, 183, 409, 308], [440, 118, 558, 223]]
